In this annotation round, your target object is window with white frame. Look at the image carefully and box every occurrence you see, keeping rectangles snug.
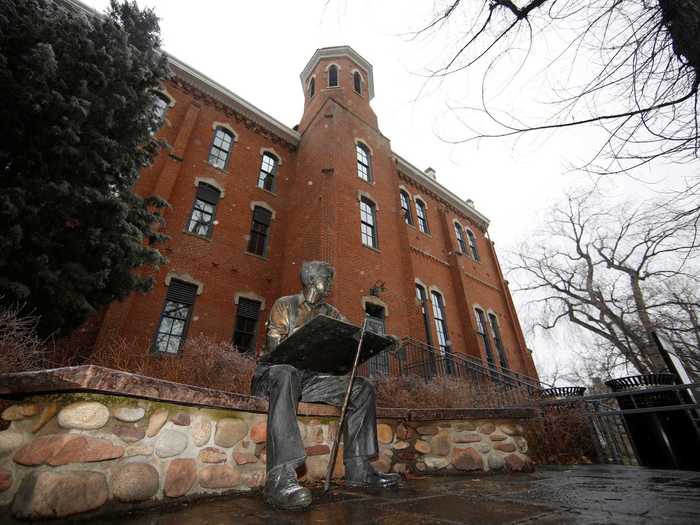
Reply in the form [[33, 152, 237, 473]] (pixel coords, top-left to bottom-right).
[[353, 71, 362, 94], [208, 127, 234, 170], [154, 280, 197, 354], [257, 152, 278, 192], [454, 223, 467, 254], [328, 64, 339, 87], [359, 197, 378, 248], [416, 199, 429, 233], [400, 190, 413, 225], [356, 143, 371, 182], [186, 183, 221, 238], [488, 312, 509, 369], [475, 307, 495, 367], [467, 229, 480, 261]]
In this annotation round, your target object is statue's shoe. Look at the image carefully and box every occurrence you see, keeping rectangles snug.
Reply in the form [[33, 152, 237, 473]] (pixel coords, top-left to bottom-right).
[[263, 464, 312, 510], [344, 458, 401, 488]]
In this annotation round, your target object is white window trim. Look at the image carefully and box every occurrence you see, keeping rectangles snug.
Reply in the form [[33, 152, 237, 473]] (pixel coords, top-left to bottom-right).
[[160, 87, 176, 107], [414, 195, 428, 209], [259, 147, 283, 165], [165, 272, 204, 295], [428, 285, 446, 305], [249, 201, 276, 219], [194, 177, 225, 198], [211, 121, 239, 142], [414, 277, 428, 290], [234, 292, 266, 311], [355, 138, 374, 156], [356, 190, 379, 210], [361, 295, 389, 318]]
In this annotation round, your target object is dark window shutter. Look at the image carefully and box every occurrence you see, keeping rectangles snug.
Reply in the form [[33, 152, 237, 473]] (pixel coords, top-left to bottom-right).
[[238, 298, 261, 320], [197, 183, 220, 204], [166, 280, 197, 304], [253, 207, 272, 225]]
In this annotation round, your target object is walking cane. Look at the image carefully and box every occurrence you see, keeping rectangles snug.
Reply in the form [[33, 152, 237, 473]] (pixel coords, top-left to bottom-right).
[[324, 316, 369, 493]]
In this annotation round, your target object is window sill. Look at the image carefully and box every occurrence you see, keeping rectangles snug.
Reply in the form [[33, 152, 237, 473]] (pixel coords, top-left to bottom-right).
[[417, 230, 432, 238], [358, 177, 375, 186], [244, 251, 269, 261], [405, 222, 416, 230], [256, 186, 278, 197], [182, 229, 213, 242], [323, 86, 342, 91], [362, 244, 381, 254], [206, 163, 229, 175]]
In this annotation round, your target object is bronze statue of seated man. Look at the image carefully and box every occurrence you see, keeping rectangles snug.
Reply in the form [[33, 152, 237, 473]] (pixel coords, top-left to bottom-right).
[[252, 260, 400, 510]]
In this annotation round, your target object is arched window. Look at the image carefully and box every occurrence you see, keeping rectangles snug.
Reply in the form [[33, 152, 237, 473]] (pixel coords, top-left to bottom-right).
[[430, 291, 453, 374], [152, 92, 170, 124], [488, 312, 509, 369], [474, 307, 495, 367], [154, 280, 197, 354], [466, 229, 480, 261], [416, 199, 429, 233], [454, 223, 467, 254], [208, 127, 234, 170], [359, 197, 378, 248], [308, 77, 315, 98], [356, 143, 371, 182], [248, 206, 273, 256], [257, 152, 278, 192], [400, 190, 413, 225], [415, 284, 433, 347], [187, 182, 221, 238], [328, 64, 339, 87], [353, 71, 362, 94]]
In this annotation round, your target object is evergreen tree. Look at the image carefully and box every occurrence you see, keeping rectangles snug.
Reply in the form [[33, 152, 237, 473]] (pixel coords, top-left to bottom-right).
[[0, 0, 169, 337]]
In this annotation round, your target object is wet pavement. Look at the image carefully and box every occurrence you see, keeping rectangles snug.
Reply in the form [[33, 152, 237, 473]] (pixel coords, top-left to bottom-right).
[[50, 465, 700, 524]]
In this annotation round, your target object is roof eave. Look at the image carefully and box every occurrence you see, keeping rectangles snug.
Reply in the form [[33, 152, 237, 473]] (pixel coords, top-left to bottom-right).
[[393, 153, 491, 230]]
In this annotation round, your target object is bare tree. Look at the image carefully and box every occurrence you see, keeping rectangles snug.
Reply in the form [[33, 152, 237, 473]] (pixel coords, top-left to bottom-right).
[[510, 188, 700, 375], [416, 1, 700, 173]]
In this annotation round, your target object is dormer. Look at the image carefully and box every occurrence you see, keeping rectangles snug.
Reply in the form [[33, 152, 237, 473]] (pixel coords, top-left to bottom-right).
[[298, 46, 378, 132]]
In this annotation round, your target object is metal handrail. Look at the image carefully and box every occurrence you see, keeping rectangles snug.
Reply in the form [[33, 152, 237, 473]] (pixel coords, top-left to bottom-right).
[[397, 337, 545, 390]]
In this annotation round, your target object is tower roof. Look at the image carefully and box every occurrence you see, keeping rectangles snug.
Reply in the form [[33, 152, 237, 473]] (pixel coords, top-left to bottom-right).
[[300, 46, 375, 100]]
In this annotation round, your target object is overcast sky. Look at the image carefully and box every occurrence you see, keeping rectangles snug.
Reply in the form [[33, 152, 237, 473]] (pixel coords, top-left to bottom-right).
[[81, 0, 696, 383]]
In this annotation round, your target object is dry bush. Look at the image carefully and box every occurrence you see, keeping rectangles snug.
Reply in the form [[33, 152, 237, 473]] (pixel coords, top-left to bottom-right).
[[0, 305, 47, 374], [373, 374, 534, 409], [87, 335, 256, 394], [523, 403, 598, 465]]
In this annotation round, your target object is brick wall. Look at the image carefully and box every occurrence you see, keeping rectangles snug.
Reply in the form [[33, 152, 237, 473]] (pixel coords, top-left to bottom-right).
[[87, 49, 537, 381]]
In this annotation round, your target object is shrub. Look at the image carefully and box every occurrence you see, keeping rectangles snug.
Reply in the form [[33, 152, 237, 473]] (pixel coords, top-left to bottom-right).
[[86, 335, 256, 394], [373, 374, 533, 409], [0, 304, 47, 374], [523, 403, 598, 465]]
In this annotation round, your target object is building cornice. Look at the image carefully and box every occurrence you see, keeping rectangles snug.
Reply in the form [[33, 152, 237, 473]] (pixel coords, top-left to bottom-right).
[[300, 46, 375, 100], [168, 59, 300, 148], [61, 0, 300, 149], [394, 154, 490, 231]]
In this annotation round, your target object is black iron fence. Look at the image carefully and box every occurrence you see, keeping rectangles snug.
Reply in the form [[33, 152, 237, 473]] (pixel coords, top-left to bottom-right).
[[358, 337, 543, 390], [540, 381, 700, 469], [358, 339, 700, 469]]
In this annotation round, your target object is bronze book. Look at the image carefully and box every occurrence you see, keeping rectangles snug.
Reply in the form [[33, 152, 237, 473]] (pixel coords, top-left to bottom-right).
[[260, 315, 393, 375]]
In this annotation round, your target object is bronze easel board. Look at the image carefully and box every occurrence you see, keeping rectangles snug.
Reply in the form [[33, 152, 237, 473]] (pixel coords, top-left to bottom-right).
[[260, 315, 393, 374]]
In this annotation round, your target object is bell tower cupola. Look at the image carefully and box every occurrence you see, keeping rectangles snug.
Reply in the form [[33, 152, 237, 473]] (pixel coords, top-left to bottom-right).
[[298, 46, 377, 132]]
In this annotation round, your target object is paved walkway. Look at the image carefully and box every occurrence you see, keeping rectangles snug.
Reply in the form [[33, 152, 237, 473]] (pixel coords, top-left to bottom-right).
[[81, 465, 700, 524]]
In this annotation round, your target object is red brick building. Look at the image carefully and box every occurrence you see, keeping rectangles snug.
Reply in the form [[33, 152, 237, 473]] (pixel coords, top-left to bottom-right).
[[91, 46, 537, 381]]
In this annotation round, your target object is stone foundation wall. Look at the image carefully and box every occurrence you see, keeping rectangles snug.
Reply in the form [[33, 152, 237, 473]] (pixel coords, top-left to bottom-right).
[[0, 394, 533, 520], [0, 367, 535, 521]]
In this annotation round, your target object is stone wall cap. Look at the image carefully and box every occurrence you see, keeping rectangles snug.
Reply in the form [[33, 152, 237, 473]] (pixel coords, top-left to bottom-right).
[[0, 366, 534, 420]]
